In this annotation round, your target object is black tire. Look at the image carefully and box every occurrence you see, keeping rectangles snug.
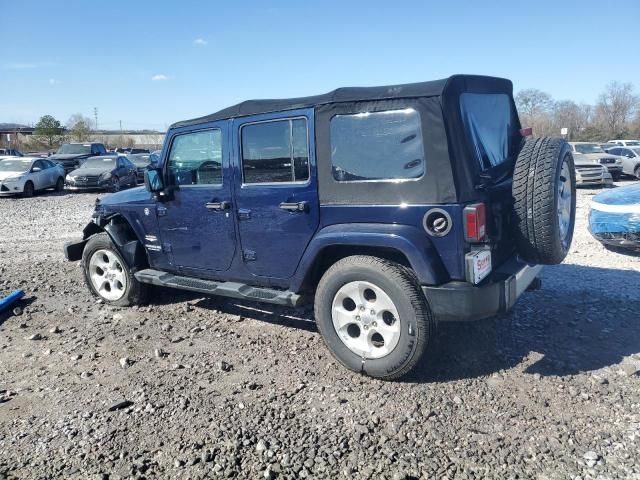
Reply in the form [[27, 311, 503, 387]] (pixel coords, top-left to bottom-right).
[[314, 255, 432, 380], [512, 137, 576, 265], [111, 177, 120, 193], [81, 232, 147, 307], [55, 177, 64, 192], [635, 165, 640, 180], [22, 181, 35, 198]]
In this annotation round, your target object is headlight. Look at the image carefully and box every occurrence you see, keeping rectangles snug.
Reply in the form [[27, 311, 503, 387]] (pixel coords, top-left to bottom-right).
[[65, 174, 73, 182], [4, 175, 24, 182], [100, 172, 112, 180]]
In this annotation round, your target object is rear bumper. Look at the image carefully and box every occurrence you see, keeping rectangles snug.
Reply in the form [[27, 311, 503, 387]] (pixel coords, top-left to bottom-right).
[[422, 258, 542, 322]]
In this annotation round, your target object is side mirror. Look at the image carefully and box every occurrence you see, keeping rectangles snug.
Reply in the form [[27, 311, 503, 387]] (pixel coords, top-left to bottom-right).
[[31, 167, 42, 172], [144, 167, 164, 193]]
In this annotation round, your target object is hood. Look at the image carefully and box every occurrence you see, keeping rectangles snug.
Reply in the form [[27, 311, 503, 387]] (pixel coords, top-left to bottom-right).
[[593, 183, 640, 207], [573, 153, 602, 166], [574, 152, 618, 161], [0, 170, 28, 181], [68, 167, 112, 177], [99, 186, 152, 206], [50, 153, 90, 161]]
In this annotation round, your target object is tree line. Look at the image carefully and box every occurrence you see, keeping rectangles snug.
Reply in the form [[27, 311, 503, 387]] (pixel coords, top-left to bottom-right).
[[27, 81, 640, 150], [515, 81, 640, 141]]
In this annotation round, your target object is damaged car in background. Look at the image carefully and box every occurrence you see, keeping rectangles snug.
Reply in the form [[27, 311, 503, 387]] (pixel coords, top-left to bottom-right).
[[589, 182, 640, 252], [65, 155, 138, 192], [0, 157, 64, 197], [64, 75, 576, 380]]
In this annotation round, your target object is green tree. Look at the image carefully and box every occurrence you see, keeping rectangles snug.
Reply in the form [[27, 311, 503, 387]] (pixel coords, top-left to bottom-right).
[[33, 115, 63, 146]]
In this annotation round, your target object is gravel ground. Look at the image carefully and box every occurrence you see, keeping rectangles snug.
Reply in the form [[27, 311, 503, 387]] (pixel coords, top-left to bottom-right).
[[0, 182, 639, 480]]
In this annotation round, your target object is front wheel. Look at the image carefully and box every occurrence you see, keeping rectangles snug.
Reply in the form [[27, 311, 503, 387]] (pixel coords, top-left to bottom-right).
[[81, 233, 147, 306], [55, 177, 64, 192], [22, 181, 35, 198], [111, 177, 120, 193], [314, 256, 432, 380], [635, 165, 640, 180]]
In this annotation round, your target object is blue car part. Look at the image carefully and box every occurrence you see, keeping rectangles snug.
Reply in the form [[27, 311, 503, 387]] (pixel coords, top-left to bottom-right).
[[0, 289, 25, 312]]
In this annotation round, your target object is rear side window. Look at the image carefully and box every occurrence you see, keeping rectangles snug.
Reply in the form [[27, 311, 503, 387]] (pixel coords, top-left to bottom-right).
[[241, 118, 309, 184], [460, 93, 520, 171], [168, 129, 223, 186], [330, 109, 424, 182]]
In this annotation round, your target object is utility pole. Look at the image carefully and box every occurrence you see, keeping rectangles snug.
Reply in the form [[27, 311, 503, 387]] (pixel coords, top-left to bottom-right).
[[119, 120, 122, 133], [94, 107, 98, 131]]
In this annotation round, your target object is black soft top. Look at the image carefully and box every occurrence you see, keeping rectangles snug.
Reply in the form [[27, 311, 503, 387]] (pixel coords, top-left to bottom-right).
[[171, 74, 513, 128]]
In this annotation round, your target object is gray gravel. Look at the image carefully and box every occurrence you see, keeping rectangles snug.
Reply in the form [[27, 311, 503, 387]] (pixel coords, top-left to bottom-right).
[[0, 183, 639, 479]]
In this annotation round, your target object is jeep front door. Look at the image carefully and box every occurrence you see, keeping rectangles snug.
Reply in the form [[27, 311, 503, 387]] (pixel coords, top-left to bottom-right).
[[233, 110, 319, 279], [157, 124, 236, 273]]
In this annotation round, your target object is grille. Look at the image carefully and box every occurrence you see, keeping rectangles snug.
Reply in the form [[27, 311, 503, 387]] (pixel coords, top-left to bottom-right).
[[599, 158, 615, 164], [74, 175, 101, 184]]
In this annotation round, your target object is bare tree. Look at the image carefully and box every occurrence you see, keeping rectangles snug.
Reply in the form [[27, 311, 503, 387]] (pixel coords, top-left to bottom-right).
[[515, 89, 553, 118], [595, 82, 639, 137], [67, 113, 94, 142]]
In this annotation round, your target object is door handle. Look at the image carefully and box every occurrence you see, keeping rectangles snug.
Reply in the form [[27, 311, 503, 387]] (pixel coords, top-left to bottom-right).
[[206, 201, 231, 211], [279, 201, 309, 212]]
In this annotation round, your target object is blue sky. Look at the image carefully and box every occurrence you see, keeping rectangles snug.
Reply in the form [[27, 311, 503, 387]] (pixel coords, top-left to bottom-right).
[[1, 0, 639, 131]]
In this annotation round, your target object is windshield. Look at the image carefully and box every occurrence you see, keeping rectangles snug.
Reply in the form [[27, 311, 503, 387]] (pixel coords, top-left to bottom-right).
[[626, 141, 640, 146], [80, 157, 116, 169], [0, 159, 31, 172], [57, 144, 91, 155], [575, 143, 604, 154], [129, 154, 152, 167]]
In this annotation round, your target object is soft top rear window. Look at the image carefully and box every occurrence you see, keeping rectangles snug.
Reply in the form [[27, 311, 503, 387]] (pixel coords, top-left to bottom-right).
[[460, 93, 520, 171]]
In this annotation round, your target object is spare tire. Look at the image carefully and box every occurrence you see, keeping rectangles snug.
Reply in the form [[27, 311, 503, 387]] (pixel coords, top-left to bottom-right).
[[512, 137, 576, 265]]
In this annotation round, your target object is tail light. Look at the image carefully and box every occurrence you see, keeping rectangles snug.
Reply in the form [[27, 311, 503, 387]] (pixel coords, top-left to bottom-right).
[[464, 203, 487, 242]]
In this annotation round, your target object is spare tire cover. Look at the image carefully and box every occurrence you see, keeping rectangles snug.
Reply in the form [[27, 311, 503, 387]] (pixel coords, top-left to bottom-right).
[[511, 137, 576, 265]]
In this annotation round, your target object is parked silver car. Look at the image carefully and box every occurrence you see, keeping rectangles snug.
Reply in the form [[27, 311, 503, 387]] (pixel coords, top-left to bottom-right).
[[569, 142, 622, 180], [0, 157, 65, 197]]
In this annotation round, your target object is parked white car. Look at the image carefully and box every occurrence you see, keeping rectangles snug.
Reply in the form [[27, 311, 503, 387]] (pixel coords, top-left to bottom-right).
[[605, 146, 640, 179], [0, 157, 65, 197], [607, 139, 640, 147]]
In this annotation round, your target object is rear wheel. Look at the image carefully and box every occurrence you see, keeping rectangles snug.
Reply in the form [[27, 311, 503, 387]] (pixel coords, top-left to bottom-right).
[[635, 165, 640, 180], [82, 233, 147, 306], [22, 181, 34, 198], [314, 256, 432, 380], [512, 137, 576, 265], [55, 177, 64, 192]]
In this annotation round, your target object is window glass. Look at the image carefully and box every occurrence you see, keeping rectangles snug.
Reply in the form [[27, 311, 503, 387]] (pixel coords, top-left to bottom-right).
[[33, 160, 45, 170], [460, 93, 520, 171], [168, 129, 222, 186], [241, 118, 309, 184], [330, 109, 424, 182]]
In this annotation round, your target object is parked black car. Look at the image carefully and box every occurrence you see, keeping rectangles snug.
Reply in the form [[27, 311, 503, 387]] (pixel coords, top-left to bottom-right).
[[126, 152, 160, 182], [115, 147, 150, 154], [65, 155, 137, 192], [50, 143, 108, 173]]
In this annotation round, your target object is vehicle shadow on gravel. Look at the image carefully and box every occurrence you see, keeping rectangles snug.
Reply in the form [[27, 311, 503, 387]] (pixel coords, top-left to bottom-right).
[[146, 263, 639, 384], [149, 286, 318, 333], [407, 263, 640, 383]]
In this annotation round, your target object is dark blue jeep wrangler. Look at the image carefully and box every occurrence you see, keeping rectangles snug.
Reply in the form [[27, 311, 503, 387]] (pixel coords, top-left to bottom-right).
[[65, 75, 576, 379]]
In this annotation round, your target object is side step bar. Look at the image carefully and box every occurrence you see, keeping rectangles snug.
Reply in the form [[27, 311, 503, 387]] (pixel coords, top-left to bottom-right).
[[134, 269, 303, 307]]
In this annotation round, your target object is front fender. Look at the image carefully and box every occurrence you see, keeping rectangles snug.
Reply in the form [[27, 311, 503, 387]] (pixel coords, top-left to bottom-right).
[[64, 216, 147, 269], [291, 223, 448, 291]]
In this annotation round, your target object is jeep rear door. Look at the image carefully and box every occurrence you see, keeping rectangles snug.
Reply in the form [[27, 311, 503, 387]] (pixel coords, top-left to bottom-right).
[[157, 122, 237, 273], [232, 109, 319, 279]]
